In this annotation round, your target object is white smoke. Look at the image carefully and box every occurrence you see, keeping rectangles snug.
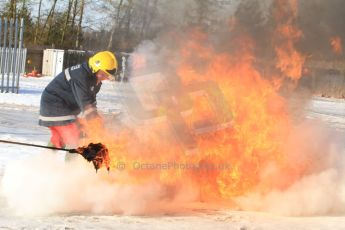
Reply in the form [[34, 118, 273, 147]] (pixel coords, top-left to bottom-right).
[[1, 152, 199, 216], [235, 119, 345, 216]]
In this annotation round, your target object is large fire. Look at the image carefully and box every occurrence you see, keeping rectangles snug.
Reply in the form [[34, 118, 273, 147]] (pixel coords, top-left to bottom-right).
[[81, 0, 308, 202]]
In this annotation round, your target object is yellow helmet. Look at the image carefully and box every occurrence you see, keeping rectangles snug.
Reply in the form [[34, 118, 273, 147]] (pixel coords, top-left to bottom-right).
[[88, 51, 118, 76]]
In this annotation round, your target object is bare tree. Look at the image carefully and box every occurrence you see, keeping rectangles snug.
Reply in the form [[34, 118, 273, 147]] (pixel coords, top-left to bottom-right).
[[75, 0, 85, 49], [40, 0, 58, 42], [125, 0, 134, 40], [139, 0, 150, 40], [9, 0, 16, 18], [21, 0, 27, 12], [34, 0, 43, 44], [60, 0, 74, 45], [71, 0, 78, 30], [107, 0, 124, 50], [46, 0, 58, 44]]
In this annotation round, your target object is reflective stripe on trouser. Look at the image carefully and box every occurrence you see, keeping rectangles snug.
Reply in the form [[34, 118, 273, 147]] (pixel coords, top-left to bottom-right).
[[48, 123, 80, 149]]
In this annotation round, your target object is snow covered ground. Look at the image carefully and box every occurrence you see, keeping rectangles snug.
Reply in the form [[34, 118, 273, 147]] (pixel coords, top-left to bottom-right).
[[0, 76, 344, 229]]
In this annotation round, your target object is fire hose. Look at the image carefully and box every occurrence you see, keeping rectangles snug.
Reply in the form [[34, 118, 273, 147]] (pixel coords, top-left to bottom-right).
[[0, 139, 110, 171]]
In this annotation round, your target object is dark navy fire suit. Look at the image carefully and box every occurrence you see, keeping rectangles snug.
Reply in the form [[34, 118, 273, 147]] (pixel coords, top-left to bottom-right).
[[39, 62, 101, 148]]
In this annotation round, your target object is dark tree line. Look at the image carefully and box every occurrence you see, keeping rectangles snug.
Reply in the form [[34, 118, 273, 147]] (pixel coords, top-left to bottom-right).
[[0, 0, 233, 51], [0, 0, 344, 57], [1, 0, 85, 49]]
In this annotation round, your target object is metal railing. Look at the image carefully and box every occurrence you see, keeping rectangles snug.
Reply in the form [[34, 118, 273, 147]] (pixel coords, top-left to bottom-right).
[[63, 49, 92, 69], [0, 18, 26, 93]]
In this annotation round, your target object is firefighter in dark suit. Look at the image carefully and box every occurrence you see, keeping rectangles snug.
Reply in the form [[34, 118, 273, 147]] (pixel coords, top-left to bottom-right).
[[39, 51, 118, 149]]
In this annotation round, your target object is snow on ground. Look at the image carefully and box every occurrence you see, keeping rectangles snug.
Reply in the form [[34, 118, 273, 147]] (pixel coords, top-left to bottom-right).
[[307, 96, 345, 131], [0, 76, 344, 229]]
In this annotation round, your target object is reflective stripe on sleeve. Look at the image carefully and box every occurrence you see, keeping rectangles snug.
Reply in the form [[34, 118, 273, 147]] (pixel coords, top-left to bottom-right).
[[39, 115, 76, 121], [65, 68, 71, 81]]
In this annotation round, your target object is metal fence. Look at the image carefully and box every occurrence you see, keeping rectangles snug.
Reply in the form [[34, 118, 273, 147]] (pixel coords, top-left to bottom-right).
[[0, 18, 26, 93], [63, 49, 93, 69]]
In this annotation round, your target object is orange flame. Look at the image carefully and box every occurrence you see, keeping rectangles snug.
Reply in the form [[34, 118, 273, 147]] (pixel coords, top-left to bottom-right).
[[273, 0, 306, 81], [330, 36, 343, 55], [80, 1, 308, 202], [81, 35, 299, 201]]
